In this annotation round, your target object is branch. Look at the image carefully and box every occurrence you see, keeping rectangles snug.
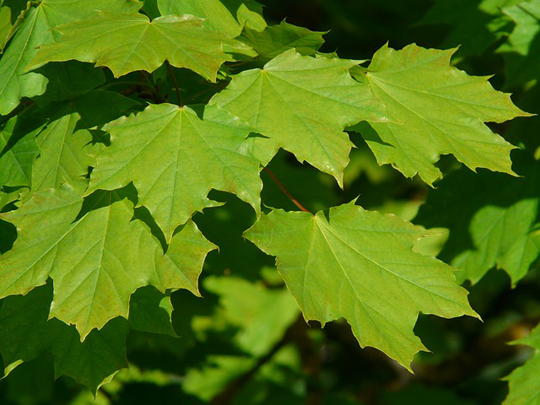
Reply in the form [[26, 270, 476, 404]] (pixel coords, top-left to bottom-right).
[[167, 62, 183, 106], [211, 316, 306, 404], [264, 167, 311, 213]]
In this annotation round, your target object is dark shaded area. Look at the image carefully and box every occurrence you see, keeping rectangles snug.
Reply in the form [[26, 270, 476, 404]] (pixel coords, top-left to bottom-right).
[[1, 1, 540, 405]]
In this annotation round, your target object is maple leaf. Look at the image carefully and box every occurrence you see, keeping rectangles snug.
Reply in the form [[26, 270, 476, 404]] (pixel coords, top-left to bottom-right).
[[0, 116, 43, 188], [211, 49, 388, 186], [415, 152, 540, 285], [350, 44, 529, 185], [0, 282, 178, 393], [87, 103, 262, 241], [0, 0, 142, 115], [238, 20, 326, 62], [419, 0, 518, 58], [504, 323, 540, 404], [245, 201, 478, 368], [0, 185, 215, 338], [31, 90, 138, 193], [497, 0, 540, 88], [0, 284, 127, 392], [34, 61, 106, 103], [0, 6, 11, 51], [28, 12, 244, 81], [204, 276, 299, 356], [128, 286, 177, 337], [158, 0, 243, 37]]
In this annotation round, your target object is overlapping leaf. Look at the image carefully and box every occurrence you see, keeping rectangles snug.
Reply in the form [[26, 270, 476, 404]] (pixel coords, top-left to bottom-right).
[[204, 276, 299, 356], [0, 185, 215, 338], [87, 103, 262, 241], [497, 0, 540, 88], [350, 44, 527, 185], [0, 0, 142, 115], [419, 0, 521, 57], [158, 0, 243, 37], [0, 6, 11, 51], [504, 323, 540, 404], [415, 152, 540, 285], [0, 281, 179, 393], [128, 287, 177, 337], [239, 20, 325, 62], [245, 201, 478, 368], [28, 12, 243, 81], [32, 90, 137, 192], [0, 116, 43, 188], [182, 276, 299, 400], [0, 284, 127, 392], [211, 49, 388, 185]]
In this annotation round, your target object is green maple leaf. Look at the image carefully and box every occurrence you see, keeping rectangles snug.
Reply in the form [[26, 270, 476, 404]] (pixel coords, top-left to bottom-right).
[[245, 201, 478, 368], [0, 188, 20, 210], [211, 49, 388, 185], [158, 0, 243, 37], [128, 287, 177, 337], [419, 0, 521, 58], [0, 185, 215, 338], [32, 90, 138, 192], [0, 6, 11, 51], [238, 20, 326, 62], [0, 116, 43, 188], [28, 12, 243, 82], [184, 356, 255, 401], [87, 103, 262, 241], [504, 323, 540, 404], [0, 0, 142, 115], [0, 284, 129, 393], [415, 152, 540, 285], [0, 281, 178, 392], [350, 44, 528, 185], [497, 0, 540, 88], [34, 61, 106, 103], [204, 276, 299, 356]]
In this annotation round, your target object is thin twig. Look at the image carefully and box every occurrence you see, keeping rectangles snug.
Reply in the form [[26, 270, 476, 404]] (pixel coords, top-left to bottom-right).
[[167, 62, 183, 106], [264, 167, 311, 213], [211, 316, 305, 404]]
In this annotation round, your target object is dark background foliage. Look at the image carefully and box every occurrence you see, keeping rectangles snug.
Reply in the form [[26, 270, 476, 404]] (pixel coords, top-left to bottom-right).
[[1, 0, 539, 404]]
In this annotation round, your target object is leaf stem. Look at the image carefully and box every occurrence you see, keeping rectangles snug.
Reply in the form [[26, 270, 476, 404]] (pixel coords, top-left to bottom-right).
[[167, 62, 183, 106], [264, 167, 311, 214]]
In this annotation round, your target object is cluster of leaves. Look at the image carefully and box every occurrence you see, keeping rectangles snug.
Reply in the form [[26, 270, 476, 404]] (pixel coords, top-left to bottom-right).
[[0, 0, 540, 403]]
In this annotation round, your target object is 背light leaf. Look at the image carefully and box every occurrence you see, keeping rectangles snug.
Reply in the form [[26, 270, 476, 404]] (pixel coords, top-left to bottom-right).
[[0, 116, 44, 188], [0, 283, 128, 393], [32, 90, 138, 192], [351, 44, 528, 185], [497, 0, 540, 88], [29, 12, 243, 81], [158, 0, 242, 37], [204, 276, 299, 356], [238, 20, 326, 62], [0, 185, 215, 338], [245, 201, 478, 369], [211, 49, 388, 186], [87, 103, 262, 241], [0, 0, 142, 115], [415, 152, 540, 285], [419, 0, 520, 58], [0, 6, 11, 51], [504, 323, 540, 404], [128, 287, 177, 337]]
